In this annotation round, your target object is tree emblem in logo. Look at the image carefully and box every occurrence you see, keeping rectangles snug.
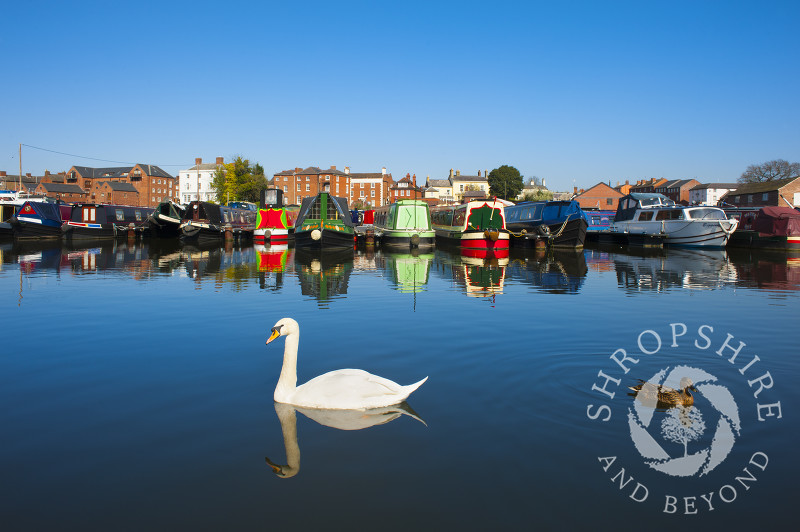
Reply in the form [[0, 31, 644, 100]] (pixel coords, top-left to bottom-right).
[[628, 365, 741, 477]]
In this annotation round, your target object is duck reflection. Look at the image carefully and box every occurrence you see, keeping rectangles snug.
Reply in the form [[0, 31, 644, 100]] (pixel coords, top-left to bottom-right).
[[295, 247, 354, 304], [265, 401, 425, 479]]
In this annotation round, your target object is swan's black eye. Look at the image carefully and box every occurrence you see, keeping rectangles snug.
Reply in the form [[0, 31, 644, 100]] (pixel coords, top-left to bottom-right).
[[272, 324, 283, 335]]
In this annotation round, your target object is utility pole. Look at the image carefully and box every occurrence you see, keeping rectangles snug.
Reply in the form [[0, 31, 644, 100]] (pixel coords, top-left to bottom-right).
[[18, 143, 22, 194]]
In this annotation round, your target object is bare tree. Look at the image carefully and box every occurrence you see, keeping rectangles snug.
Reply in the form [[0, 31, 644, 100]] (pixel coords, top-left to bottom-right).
[[739, 159, 800, 183]]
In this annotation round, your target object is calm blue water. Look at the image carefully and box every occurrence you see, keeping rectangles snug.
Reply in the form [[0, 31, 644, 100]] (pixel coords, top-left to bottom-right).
[[1, 239, 797, 531]]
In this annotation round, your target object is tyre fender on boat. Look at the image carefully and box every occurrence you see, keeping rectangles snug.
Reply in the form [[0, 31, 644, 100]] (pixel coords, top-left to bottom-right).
[[311, 229, 322, 240]]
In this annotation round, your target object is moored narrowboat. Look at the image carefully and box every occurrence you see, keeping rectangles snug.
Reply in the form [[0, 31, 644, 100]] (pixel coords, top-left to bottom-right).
[[179, 201, 257, 243], [294, 193, 356, 249], [62, 203, 152, 240], [255, 188, 298, 245], [505, 200, 589, 249], [147, 201, 186, 238], [726, 206, 800, 252], [430, 199, 509, 257], [374, 200, 435, 249], [9, 200, 71, 240]]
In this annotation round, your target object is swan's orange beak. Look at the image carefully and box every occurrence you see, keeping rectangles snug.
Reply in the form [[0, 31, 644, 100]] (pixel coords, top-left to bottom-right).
[[266, 327, 281, 345]]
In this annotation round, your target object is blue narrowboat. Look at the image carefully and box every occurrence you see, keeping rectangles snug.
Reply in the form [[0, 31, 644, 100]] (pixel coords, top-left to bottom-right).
[[9, 200, 71, 240], [504, 200, 588, 249]]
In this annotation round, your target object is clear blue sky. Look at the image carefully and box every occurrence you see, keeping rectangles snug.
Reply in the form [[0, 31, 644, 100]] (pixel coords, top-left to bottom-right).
[[3, 0, 799, 192]]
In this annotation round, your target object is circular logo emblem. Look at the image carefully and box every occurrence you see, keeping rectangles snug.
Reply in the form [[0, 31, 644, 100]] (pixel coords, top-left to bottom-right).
[[628, 365, 741, 477]]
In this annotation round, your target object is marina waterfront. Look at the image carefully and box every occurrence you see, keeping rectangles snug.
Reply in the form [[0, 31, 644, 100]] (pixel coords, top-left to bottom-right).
[[1, 240, 798, 530]]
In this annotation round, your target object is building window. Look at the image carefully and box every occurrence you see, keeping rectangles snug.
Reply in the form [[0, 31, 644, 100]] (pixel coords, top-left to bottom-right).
[[297, 184, 301, 191], [284, 186, 287, 192], [306, 184, 310, 191], [306, 176, 310, 181], [747, 194, 753, 203], [762, 192, 769, 201], [371, 190, 375, 197], [371, 182, 375, 188], [607, 198, 613, 205]]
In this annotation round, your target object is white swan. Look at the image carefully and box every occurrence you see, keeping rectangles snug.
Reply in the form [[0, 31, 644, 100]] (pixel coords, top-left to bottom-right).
[[266, 317, 428, 409]]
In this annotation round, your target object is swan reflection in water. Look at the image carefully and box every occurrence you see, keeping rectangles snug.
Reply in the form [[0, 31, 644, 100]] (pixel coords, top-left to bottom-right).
[[265, 401, 425, 478]]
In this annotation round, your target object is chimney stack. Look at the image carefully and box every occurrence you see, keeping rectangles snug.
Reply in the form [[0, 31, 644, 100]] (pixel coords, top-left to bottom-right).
[[195, 158, 202, 166], [26, 173, 31, 177], [381, 167, 386, 175], [216, 157, 223, 165], [0, 171, 6, 177], [330, 165, 337, 170], [344, 166, 350, 174], [450, 168, 454, 179], [478, 170, 481, 177], [574, 186, 578, 194], [485, 170, 488, 179], [295, 167, 302, 173], [456, 170, 460, 176]]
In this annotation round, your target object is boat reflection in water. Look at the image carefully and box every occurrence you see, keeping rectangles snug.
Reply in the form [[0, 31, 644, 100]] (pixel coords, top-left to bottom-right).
[[435, 248, 507, 298], [727, 248, 800, 292], [382, 250, 434, 294], [255, 243, 293, 291], [606, 246, 737, 292], [266, 402, 424, 479], [295, 247, 354, 306], [506, 249, 587, 294]]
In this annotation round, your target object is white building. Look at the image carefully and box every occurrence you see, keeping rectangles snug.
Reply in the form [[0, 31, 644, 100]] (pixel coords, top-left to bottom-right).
[[344, 166, 391, 207], [689, 182, 738, 206], [179, 157, 225, 204]]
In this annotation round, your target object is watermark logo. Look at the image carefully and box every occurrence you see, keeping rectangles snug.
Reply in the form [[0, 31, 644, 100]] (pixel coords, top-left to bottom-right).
[[586, 324, 783, 515], [628, 365, 741, 477]]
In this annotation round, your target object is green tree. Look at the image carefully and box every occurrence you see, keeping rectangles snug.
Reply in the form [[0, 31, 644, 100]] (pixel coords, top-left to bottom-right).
[[488, 165, 524, 200], [210, 155, 269, 203], [739, 159, 800, 183]]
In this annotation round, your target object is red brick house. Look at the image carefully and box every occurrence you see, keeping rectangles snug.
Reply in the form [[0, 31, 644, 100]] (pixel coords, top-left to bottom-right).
[[93, 181, 140, 206], [574, 182, 623, 211], [723, 177, 800, 208], [390, 174, 422, 202], [629, 178, 668, 194], [654, 179, 700, 204]]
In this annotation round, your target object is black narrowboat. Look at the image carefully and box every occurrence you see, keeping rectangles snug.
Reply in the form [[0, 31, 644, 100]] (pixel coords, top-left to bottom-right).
[[179, 201, 256, 243], [147, 201, 186, 239], [62, 203, 152, 240]]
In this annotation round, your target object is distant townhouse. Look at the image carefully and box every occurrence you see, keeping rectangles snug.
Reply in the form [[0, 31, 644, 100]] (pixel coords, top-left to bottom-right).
[[424, 178, 455, 204], [179, 157, 225, 204], [389, 174, 423, 202], [723, 177, 800, 208], [689, 183, 738, 206], [629, 178, 668, 194], [517, 178, 550, 200], [574, 182, 624, 211], [34, 182, 88, 203], [449, 169, 489, 202], [272, 166, 351, 206], [613, 180, 632, 195], [346, 167, 393, 207], [66, 164, 175, 207], [654, 179, 700, 205]]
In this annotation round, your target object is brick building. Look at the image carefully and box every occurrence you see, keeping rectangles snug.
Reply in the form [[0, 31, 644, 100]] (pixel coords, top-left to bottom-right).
[[389, 174, 423, 202], [654, 179, 700, 204], [723, 177, 800, 208], [65, 164, 175, 207], [574, 182, 623, 211], [34, 182, 88, 203], [629, 178, 668, 194], [271, 166, 395, 207], [93, 181, 140, 205]]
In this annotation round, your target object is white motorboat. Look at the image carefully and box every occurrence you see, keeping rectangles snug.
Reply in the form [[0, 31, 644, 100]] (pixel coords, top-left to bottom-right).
[[612, 193, 738, 247]]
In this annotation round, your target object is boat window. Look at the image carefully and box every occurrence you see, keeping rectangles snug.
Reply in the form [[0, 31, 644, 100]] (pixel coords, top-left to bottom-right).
[[223, 211, 229, 223], [135, 211, 142, 221], [655, 209, 683, 220], [326, 196, 340, 220], [308, 197, 322, 219], [637, 211, 654, 221], [116, 209, 125, 221], [453, 207, 466, 227], [687, 208, 726, 220]]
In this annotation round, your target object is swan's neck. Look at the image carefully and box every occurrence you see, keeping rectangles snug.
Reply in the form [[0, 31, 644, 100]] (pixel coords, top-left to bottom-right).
[[274, 330, 299, 403]]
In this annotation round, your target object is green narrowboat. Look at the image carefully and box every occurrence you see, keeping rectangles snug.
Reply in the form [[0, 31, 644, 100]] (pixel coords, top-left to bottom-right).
[[374, 199, 435, 249]]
